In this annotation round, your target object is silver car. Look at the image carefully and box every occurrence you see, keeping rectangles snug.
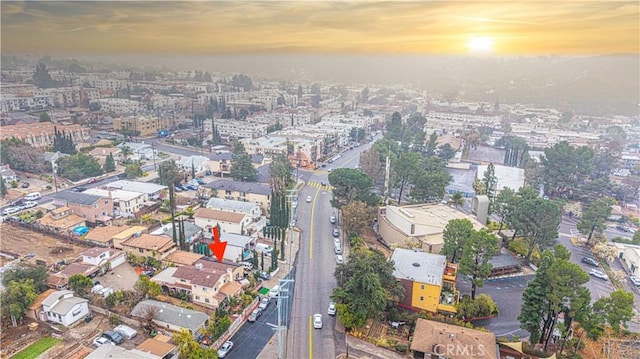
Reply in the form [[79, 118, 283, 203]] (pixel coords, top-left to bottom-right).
[[218, 341, 233, 358]]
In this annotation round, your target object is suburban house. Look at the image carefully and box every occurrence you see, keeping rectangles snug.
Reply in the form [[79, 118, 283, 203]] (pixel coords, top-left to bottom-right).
[[208, 152, 233, 177], [131, 299, 209, 334], [476, 164, 525, 195], [194, 207, 249, 235], [83, 188, 147, 217], [151, 221, 202, 245], [40, 290, 90, 327], [52, 191, 114, 226], [163, 250, 204, 267], [84, 225, 147, 248], [86, 345, 166, 359], [0, 164, 18, 183], [378, 203, 484, 253], [104, 180, 167, 201], [391, 248, 459, 314], [135, 338, 178, 359], [46, 247, 126, 289], [204, 179, 271, 214], [151, 259, 244, 308], [202, 231, 256, 263], [37, 206, 86, 234], [121, 233, 177, 260], [117, 142, 156, 161], [410, 318, 497, 359], [176, 155, 209, 175], [204, 197, 265, 234], [88, 146, 122, 162]]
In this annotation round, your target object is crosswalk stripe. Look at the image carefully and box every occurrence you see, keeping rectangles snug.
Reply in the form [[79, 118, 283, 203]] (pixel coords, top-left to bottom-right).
[[313, 170, 330, 175], [306, 181, 334, 190]]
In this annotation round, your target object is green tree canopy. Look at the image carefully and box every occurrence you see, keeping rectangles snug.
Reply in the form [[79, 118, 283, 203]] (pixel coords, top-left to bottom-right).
[[103, 152, 116, 173], [541, 141, 594, 199], [1, 279, 38, 327], [2, 264, 49, 293], [68, 274, 94, 296], [459, 229, 499, 299], [56, 153, 104, 181], [441, 219, 474, 263], [125, 163, 143, 179], [577, 197, 614, 243], [592, 289, 635, 334], [510, 197, 562, 260], [328, 168, 378, 207]]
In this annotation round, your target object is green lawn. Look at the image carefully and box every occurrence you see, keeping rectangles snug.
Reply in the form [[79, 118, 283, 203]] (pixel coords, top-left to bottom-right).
[[11, 337, 61, 359]]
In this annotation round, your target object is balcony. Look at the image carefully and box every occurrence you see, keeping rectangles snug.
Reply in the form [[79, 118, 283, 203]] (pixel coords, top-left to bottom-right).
[[443, 262, 457, 282], [438, 288, 460, 314]]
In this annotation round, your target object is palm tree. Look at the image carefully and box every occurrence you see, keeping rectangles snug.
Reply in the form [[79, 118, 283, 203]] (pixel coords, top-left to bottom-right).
[[449, 192, 465, 209], [120, 145, 133, 164]]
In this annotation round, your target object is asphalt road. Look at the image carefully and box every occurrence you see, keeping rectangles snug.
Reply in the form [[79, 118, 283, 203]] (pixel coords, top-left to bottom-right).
[[288, 139, 376, 359]]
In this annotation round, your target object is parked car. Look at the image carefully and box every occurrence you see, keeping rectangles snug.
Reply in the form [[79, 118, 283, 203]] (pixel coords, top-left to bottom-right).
[[196, 178, 206, 185], [247, 308, 262, 322], [629, 276, 640, 287], [589, 269, 608, 281], [102, 330, 124, 344], [581, 257, 599, 267], [23, 201, 38, 209], [616, 224, 630, 232], [336, 255, 344, 264], [330, 215, 336, 224], [313, 314, 323, 329], [114, 324, 137, 339], [185, 184, 198, 191], [306, 195, 312, 203], [255, 270, 270, 280], [2, 207, 20, 216], [332, 227, 340, 237], [87, 177, 97, 184], [258, 297, 270, 310], [21, 182, 29, 188], [93, 336, 114, 347], [218, 341, 233, 358], [174, 186, 183, 192], [328, 302, 336, 316]]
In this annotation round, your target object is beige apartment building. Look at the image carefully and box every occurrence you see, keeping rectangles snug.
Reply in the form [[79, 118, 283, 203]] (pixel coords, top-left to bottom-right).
[[378, 203, 484, 253], [113, 115, 171, 137]]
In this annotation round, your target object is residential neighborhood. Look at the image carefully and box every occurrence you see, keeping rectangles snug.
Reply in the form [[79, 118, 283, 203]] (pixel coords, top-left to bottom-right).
[[1, 3, 640, 359]]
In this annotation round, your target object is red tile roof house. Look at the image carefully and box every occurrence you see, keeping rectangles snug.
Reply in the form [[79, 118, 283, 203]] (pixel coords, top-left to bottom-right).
[[151, 259, 244, 309]]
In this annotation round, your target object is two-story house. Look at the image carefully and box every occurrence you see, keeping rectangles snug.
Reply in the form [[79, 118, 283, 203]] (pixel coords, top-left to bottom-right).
[[176, 155, 209, 175], [83, 188, 146, 217], [104, 180, 167, 201], [208, 152, 233, 177], [37, 206, 86, 234], [47, 247, 127, 289], [194, 208, 250, 235], [203, 198, 265, 235], [40, 290, 90, 327], [121, 233, 176, 260], [151, 259, 244, 308], [151, 222, 202, 245], [53, 192, 114, 226], [391, 248, 459, 315], [201, 231, 256, 263], [204, 179, 271, 215]]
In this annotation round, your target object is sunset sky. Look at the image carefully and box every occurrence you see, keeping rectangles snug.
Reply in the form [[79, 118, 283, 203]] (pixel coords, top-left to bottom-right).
[[1, 1, 638, 56]]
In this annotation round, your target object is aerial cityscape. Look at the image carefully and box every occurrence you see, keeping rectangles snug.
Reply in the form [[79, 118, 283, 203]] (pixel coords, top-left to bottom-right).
[[1, 1, 639, 359]]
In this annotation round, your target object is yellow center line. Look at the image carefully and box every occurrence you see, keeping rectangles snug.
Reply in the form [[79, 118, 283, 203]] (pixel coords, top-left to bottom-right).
[[309, 187, 320, 259], [309, 315, 313, 359]]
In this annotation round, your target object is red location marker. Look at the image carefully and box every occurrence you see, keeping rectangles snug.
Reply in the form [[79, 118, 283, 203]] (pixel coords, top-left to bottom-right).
[[208, 227, 227, 263]]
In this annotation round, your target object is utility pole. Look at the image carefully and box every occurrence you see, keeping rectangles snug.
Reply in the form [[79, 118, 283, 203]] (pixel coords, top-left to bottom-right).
[[383, 155, 390, 204], [268, 278, 293, 359]]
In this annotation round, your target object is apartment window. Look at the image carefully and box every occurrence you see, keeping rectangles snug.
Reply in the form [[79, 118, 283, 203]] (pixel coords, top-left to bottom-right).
[[205, 298, 210, 303], [195, 296, 200, 300], [180, 279, 187, 283], [419, 296, 424, 301], [138, 248, 144, 254], [203, 288, 207, 292], [421, 284, 425, 290]]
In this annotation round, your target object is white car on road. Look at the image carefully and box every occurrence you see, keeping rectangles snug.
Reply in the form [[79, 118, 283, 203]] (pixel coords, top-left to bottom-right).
[[313, 314, 323, 329], [589, 269, 608, 281], [328, 302, 336, 316], [218, 341, 233, 358]]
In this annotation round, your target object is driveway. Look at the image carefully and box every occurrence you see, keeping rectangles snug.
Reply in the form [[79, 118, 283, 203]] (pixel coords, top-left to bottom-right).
[[97, 262, 139, 291]]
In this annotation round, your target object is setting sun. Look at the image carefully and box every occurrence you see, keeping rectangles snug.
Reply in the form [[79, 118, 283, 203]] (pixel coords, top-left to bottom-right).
[[467, 36, 494, 54]]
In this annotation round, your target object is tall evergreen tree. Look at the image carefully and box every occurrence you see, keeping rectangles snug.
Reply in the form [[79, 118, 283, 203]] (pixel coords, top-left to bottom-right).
[[103, 153, 116, 172]]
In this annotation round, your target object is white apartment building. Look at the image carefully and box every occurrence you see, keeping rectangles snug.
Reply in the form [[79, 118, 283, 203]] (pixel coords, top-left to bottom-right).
[[98, 98, 145, 114], [1, 94, 53, 112], [83, 188, 146, 217], [203, 119, 268, 140]]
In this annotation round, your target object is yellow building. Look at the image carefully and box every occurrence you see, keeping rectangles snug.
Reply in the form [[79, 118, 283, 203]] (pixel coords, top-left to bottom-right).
[[113, 115, 171, 137], [391, 248, 459, 314]]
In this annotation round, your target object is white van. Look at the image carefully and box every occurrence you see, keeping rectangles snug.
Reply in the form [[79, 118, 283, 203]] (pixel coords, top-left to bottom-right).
[[255, 243, 273, 256], [269, 285, 279, 298], [243, 261, 253, 271], [24, 192, 41, 201], [114, 324, 138, 340]]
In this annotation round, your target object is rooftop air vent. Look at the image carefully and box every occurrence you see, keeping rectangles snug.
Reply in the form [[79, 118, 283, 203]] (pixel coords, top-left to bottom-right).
[[412, 262, 421, 267]]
